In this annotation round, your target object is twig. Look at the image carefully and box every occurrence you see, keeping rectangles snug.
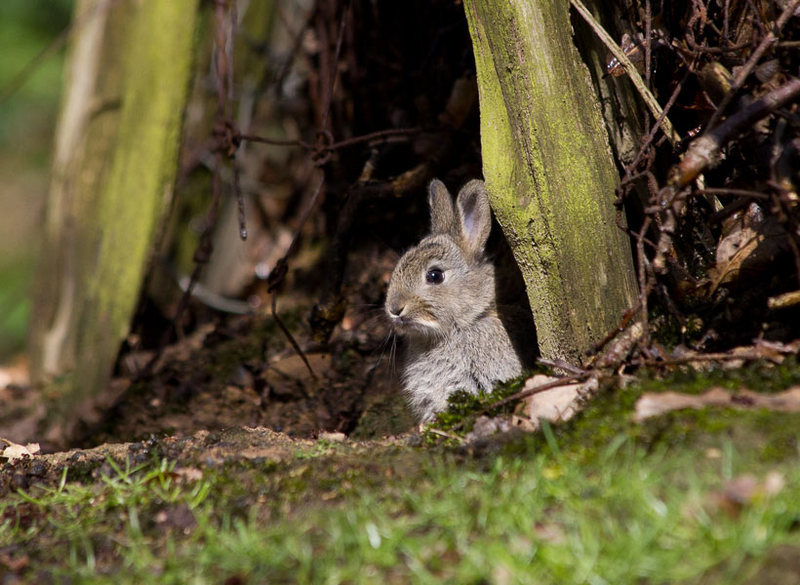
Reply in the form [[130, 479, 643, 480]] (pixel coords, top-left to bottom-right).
[[425, 427, 464, 442], [271, 5, 317, 93], [635, 350, 783, 367], [669, 77, 800, 188], [270, 292, 317, 379], [319, 0, 350, 134], [590, 300, 642, 356], [635, 215, 653, 344], [707, 197, 759, 225], [705, 0, 800, 131], [176, 274, 251, 314], [269, 173, 326, 294], [624, 66, 692, 177], [264, 171, 326, 378], [485, 375, 588, 412], [443, 372, 591, 434], [699, 187, 770, 199], [229, 160, 246, 240], [536, 358, 587, 376], [570, 0, 680, 144], [240, 126, 422, 154]]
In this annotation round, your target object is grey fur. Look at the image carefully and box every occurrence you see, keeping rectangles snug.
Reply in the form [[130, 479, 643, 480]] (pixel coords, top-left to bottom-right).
[[385, 179, 525, 422]]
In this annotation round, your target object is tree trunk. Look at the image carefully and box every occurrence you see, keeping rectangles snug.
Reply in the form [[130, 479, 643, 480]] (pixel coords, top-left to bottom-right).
[[28, 0, 199, 430], [463, 0, 638, 364]]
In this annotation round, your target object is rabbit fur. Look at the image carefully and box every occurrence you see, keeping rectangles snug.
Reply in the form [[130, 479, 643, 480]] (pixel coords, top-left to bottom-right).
[[385, 179, 527, 422]]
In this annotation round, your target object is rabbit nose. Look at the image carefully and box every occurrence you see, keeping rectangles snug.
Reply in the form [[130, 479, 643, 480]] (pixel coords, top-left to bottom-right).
[[388, 303, 406, 318]]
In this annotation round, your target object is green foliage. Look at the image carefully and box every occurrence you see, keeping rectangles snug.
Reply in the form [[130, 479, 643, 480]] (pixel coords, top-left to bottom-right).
[[0, 258, 33, 357], [0, 0, 73, 145], [0, 1, 74, 360]]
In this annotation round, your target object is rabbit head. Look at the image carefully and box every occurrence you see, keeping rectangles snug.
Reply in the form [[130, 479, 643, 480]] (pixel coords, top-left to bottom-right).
[[385, 179, 496, 338]]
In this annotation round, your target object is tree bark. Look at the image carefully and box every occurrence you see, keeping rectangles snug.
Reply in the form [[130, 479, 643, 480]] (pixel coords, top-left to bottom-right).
[[28, 0, 199, 428], [463, 0, 638, 364]]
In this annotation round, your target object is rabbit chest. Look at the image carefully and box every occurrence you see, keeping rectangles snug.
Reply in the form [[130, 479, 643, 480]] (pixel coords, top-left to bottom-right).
[[401, 314, 522, 422]]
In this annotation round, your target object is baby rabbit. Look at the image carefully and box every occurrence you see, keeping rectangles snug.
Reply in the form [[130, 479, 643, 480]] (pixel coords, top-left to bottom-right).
[[385, 179, 528, 422]]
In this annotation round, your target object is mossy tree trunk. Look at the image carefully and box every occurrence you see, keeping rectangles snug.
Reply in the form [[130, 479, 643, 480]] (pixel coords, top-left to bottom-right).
[[28, 0, 199, 429], [463, 0, 638, 364]]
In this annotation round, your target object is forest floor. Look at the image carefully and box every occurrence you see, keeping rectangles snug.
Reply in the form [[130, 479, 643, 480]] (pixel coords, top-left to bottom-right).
[[3, 0, 800, 581], [2, 315, 800, 584]]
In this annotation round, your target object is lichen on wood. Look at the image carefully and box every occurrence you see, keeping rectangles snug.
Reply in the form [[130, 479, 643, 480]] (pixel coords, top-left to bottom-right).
[[29, 0, 200, 425], [463, 0, 638, 364]]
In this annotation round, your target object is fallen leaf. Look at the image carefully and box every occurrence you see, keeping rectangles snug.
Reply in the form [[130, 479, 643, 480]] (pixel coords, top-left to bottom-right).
[[667, 340, 798, 371], [709, 203, 789, 292], [710, 471, 786, 517], [722, 474, 760, 505], [1, 439, 40, 461], [518, 375, 599, 429], [767, 289, 800, 310], [263, 353, 333, 400], [764, 470, 786, 496], [633, 386, 800, 422]]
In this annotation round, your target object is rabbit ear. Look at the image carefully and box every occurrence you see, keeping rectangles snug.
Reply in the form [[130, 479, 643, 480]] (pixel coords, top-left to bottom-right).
[[428, 179, 456, 235], [456, 180, 491, 257]]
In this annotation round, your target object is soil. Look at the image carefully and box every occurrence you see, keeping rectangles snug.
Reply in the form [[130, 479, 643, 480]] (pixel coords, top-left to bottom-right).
[[0, 301, 419, 506], [72, 313, 414, 447]]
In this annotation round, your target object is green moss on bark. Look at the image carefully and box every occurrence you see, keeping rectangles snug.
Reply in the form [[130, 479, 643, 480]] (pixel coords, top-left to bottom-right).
[[464, 0, 638, 363], [80, 0, 199, 396], [31, 0, 200, 417]]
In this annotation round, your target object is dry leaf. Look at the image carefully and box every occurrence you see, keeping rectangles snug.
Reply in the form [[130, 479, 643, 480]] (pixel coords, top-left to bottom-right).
[[767, 289, 800, 310], [264, 353, 333, 399], [1, 439, 40, 461], [633, 386, 800, 422], [709, 204, 789, 292], [668, 340, 799, 371], [710, 471, 786, 517], [518, 375, 599, 429]]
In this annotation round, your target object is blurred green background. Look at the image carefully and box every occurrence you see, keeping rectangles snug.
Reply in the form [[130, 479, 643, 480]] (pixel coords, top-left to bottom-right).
[[0, 0, 74, 361]]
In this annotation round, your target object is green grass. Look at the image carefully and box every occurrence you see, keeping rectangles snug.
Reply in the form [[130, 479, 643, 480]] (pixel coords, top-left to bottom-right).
[[4, 364, 800, 582], [3, 410, 800, 583]]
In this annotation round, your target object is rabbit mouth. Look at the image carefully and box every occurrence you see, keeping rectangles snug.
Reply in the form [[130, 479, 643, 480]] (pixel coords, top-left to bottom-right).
[[390, 314, 441, 336]]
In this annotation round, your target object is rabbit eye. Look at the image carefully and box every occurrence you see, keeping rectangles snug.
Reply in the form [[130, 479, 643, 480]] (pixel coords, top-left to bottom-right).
[[425, 268, 444, 284]]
